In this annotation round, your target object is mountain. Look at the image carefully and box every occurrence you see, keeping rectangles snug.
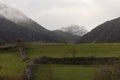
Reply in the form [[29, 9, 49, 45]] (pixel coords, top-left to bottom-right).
[[0, 3, 64, 43], [0, 4, 47, 32], [53, 30, 81, 43], [61, 24, 88, 36], [0, 38, 5, 45], [78, 17, 120, 43]]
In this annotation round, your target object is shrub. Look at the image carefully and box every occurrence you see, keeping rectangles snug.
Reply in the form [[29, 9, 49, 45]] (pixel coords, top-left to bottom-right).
[[95, 61, 120, 80]]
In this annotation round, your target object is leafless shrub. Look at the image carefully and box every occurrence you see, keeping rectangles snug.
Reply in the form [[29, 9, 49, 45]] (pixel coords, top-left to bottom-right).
[[95, 60, 120, 80]]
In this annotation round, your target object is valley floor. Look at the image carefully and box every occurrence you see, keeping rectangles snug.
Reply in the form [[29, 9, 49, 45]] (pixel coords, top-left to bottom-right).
[[0, 43, 120, 80]]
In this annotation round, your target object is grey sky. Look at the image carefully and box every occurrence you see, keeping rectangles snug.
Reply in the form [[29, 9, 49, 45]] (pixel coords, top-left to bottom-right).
[[0, 0, 120, 31]]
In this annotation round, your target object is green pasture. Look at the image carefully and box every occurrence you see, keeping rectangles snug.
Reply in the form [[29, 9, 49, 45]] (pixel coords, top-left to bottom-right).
[[26, 43, 120, 58], [0, 43, 120, 80], [34, 65, 99, 80]]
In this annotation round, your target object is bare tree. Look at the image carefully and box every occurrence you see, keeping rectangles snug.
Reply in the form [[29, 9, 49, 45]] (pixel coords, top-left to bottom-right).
[[16, 38, 27, 61]]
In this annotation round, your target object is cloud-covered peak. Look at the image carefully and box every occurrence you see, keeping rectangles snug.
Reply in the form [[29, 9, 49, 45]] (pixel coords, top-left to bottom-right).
[[0, 3, 29, 24], [0, 3, 8, 9], [0, 0, 120, 30], [60, 24, 88, 36]]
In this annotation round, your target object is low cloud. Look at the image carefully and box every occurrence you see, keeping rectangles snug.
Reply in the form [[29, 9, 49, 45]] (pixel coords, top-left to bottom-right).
[[0, 0, 120, 30]]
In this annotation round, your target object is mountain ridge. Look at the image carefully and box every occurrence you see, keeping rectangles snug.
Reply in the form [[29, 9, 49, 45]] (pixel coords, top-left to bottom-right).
[[0, 3, 81, 43], [53, 30, 81, 42], [78, 17, 120, 43]]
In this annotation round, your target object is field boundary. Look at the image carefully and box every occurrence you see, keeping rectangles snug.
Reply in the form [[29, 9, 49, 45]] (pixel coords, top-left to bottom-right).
[[34, 56, 119, 65]]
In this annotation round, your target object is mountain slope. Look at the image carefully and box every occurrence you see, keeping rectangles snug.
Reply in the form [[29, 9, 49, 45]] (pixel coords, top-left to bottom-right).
[[0, 4, 48, 32], [0, 3, 64, 43], [78, 17, 120, 43], [0, 16, 61, 43], [53, 30, 81, 42]]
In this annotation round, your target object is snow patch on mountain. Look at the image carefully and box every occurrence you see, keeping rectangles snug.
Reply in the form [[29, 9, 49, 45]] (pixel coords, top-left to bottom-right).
[[61, 24, 88, 36]]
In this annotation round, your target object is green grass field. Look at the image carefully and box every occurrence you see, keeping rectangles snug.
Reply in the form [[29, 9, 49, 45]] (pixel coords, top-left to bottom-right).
[[26, 43, 120, 58], [0, 51, 26, 79], [0, 43, 120, 80], [34, 65, 99, 80]]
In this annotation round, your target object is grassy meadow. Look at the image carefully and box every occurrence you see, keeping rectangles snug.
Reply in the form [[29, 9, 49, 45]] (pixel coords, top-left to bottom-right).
[[0, 43, 120, 80], [0, 51, 26, 79], [34, 65, 99, 80], [26, 43, 120, 58]]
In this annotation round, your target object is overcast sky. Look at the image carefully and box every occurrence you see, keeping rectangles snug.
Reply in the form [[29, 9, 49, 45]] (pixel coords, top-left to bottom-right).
[[0, 0, 120, 31]]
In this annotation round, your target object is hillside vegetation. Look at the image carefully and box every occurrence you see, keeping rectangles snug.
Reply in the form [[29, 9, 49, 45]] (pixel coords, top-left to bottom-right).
[[79, 17, 120, 43]]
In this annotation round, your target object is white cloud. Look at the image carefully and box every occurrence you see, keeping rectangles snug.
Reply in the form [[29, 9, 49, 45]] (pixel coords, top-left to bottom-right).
[[0, 0, 120, 30]]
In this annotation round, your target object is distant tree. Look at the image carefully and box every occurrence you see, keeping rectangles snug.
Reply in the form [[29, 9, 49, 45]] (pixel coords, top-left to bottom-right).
[[63, 41, 68, 44]]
